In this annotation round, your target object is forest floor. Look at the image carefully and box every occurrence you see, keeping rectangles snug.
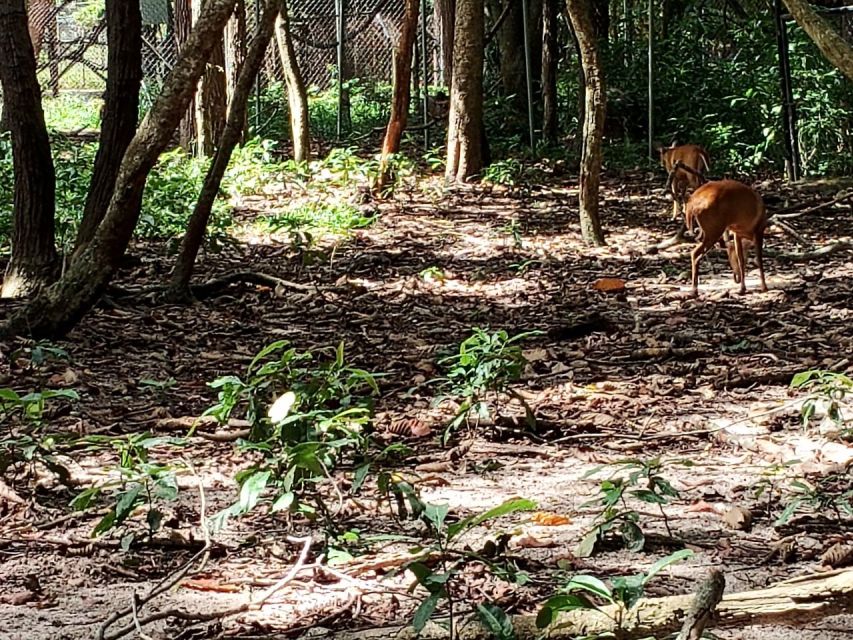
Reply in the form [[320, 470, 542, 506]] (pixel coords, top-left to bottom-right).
[[1, 167, 852, 640]]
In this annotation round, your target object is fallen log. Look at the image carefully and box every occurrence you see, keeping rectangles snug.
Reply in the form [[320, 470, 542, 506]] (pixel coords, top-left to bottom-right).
[[303, 569, 853, 640]]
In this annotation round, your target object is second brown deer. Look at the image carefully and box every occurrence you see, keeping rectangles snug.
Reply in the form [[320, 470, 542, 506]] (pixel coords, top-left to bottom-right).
[[685, 179, 768, 296], [659, 143, 710, 223]]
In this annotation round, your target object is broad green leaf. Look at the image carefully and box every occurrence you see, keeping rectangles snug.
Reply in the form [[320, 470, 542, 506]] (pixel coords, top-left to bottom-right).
[[238, 470, 270, 513], [476, 603, 515, 640], [446, 498, 537, 540], [271, 492, 295, 513], [565, 575, 614, 603], [645, 549, 694, 582], [413, 591, 442, 633], [536, 594, 596, 629], [576, 529, 599, 558], [115, 483, 144, 523]]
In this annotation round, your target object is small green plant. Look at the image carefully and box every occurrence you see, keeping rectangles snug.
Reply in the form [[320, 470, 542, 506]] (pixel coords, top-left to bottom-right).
[[500, 217, 524, 249], [774, 470, 853, 526], [482, 159, 525, 187], [203, 341, 379, 526], [578, 458, 682, 557], [433, 328, 540, 441], [406, 496, 536, 635], [791, 370, 852, 436], [72, 433, 184, 545], [0, 388, 79, 429], [423, 147, 446, 171], [419, 266, 446, 283], [261, 200, 373, 237], [536, 550, 693, 629]]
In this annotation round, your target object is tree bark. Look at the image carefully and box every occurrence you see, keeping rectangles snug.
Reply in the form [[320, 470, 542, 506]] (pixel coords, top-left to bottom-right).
[[1, 0, 239, 338], [434, 0, 456, 86], [0, 0, 58, 298], [73, 0, 143, 256], [275, 0, 311, 163], [174, 0, 197, 150], [376, 0, 419, 192], [489, 0, 526, 106], [26, 0, 53, 57], [167, 0, 279, 302], [566, 0, 606, 246], [782, 0, 853, 81], [194, 0, 229, 156], [315, 569, 853, 640], [224, 0, 248, 140], [445, 0, 485, 183], [541, 0, 559, 144]]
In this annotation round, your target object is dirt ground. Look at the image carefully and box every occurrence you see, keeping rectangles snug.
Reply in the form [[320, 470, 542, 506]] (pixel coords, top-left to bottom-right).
[[1, 168, 852, 639]]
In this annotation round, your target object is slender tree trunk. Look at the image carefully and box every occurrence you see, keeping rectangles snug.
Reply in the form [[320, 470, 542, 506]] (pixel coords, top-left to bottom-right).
[[377, 0, 419, 192], [2, 0, 239, 338], [434, 0, 456, 86], [0, 0, 58, 298], [445, 0, 485, 183], [489, 0, 526, 106], [782, 0, 853, 81], [224, 0, 247, 140], [74, 0, 143, 256], [541, 0, 559, 144], [194, 0, 228, 156], [275, 0, 310, 163], [175, 0, 197, 150], [566, 0, 606, 246], [167, 0, 279, 302]]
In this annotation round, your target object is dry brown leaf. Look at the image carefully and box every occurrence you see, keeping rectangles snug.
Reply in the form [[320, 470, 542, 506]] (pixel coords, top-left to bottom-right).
[[592, 277, 626, 293], [531, 511, 572, 526]]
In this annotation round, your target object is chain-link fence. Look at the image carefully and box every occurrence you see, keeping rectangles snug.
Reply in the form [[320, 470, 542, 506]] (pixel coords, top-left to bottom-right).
[[1, 0, 418, 137]]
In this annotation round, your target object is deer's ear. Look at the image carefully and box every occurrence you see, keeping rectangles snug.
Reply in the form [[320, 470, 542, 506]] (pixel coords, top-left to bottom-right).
[[670, 140, 677, 148]]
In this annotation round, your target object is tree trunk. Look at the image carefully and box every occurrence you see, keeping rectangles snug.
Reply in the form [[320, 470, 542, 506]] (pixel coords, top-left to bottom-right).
[[541, 0, 559, 144], [782, 0, 853, 81], [376, 0, 419, 192], [445, 0, 485, 183], [275, 0, 311, 163], [174, 0, 197, 150], [224, 0, 248, 140], [74, 0, 143, 256], [434, 0, 456, 86], [1, 0, 239, 338], [489, 0, 526, 106], [167, 0, 279, 302], [566, 0, 606, 246], [0, 0, 58, 298], [194, 0, 228, 156]]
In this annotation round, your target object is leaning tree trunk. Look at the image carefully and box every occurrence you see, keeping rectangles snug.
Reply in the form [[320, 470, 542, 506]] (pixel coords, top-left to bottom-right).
[[782, 0, 853, 81], [167, 0, 279, 301], [0, 0, 58, 298], [73, 0, 143, 256], [566, 0, 606, 246], [445, 0, 485, 183], [541, 0, 559, 144], [434, 0, 456, 86], [1, 0, 239, 338], [275, 0, 311, 163], [376, 0, 419, 192]]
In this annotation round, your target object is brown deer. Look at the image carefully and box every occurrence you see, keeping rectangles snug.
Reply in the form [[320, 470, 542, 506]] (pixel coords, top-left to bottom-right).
[[685, 180, 768, 296], [659, 143, 711, 224]]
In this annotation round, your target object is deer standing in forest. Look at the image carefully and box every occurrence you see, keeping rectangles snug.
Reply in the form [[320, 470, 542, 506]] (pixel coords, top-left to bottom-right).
[[685, 179, 768, 296], [659, 143, 711, 226]]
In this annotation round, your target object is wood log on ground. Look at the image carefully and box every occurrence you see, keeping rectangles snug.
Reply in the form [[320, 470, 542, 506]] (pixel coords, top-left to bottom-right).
[[302, 569, 853, 640]]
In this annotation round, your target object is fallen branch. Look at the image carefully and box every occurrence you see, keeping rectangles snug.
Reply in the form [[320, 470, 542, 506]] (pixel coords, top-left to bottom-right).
[[306, 569, 853, 640], [771, 190, 853, 219], [778, 240, 853, 262], [190, 270, 317, 299]]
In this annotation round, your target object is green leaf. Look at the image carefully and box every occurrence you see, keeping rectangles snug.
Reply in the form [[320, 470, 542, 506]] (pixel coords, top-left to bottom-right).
[[611, 574, 645, 609], [446, 498, 537, 540], [476, 603, 515, 640], [576, 528, 599, 558], [644, 549, 694, 583], [536, 594, 596, 629], [93, 510, 117, 536], [422, 502, 450, 532], [115, 483, 144, 524], [565, 575, 614, 603], [271, 492, 295, 513], [238, 470, 271, 513], [413, 591, 442, 632]]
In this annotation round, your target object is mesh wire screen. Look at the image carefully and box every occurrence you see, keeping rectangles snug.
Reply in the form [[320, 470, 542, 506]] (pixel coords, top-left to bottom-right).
[[6, 0, 405, 104]]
